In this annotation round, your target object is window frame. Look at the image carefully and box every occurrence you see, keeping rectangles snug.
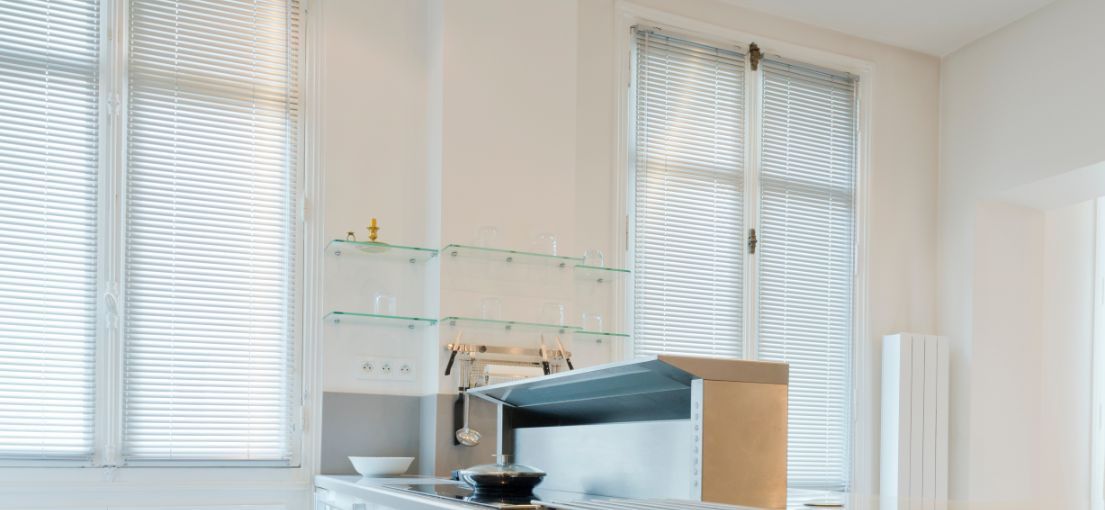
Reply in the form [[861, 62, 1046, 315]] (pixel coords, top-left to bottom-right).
[[612, 3, 873, 494], [0, 0, 320, 485]]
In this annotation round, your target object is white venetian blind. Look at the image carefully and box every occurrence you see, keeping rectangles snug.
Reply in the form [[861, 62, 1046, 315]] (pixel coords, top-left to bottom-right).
[[757, 58, 856, 490], [632, 30, 744, 358], [0, 0, 99, 460], [123, 0, 300, 463]]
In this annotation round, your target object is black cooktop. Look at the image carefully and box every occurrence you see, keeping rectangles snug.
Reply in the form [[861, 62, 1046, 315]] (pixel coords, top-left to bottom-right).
[[384, 482, 594, 509]]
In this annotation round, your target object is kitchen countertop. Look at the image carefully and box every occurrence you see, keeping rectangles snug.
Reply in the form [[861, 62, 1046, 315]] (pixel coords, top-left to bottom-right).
[[315, 476, 464, 510], [315, 475, 1040, 510], [314, 475, 851, 510]]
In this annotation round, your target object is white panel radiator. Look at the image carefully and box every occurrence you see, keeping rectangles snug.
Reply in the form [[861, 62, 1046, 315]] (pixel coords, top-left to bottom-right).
[[881, 333, 949, 502]]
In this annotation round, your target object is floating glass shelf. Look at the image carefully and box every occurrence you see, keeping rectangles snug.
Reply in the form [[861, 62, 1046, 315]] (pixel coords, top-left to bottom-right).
[[576, 330, 630, 338], [328, 240, 439, 263], [441, 316, 581, 334], [574, 264, 630, 283], [442, 244, 583, 268], [325, 311, 438, 329]]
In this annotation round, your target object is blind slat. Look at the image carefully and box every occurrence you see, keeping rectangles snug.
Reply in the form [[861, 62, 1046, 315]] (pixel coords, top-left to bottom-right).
[[123, 0, 300, 464], [0, 0, 99, 461], [633, 30, 745, 360], [757, 58, 856, 491], [632, 33, 857, 492]]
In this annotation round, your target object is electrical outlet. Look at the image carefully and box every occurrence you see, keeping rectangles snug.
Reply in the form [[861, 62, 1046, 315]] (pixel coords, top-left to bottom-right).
[[395, 359, 415, 381], [356, 357, 415, 381], [356, 358, 378, 379]]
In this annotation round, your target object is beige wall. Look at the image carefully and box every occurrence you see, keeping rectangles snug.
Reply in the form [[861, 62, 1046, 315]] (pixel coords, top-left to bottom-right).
[[939, 0, 1105, 502], [1040, 201, 1094, 508], [318, 0, 941, 493], [969, 202, 1045, 502]]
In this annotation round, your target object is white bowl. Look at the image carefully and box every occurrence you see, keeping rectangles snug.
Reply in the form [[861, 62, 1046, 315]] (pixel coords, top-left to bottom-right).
[[348, 456, 414, 477]]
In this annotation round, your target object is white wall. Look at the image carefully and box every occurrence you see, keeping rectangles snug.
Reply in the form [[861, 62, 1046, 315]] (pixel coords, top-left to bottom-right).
[[318, 0, 942, 493], [1040, 201, 1094, 508], [562, 0, 942, 493], [953, 199, 1095, 507], [939, 0, 1105, 501], [969, 202, 1045, 502], [434, 0, 589, 393], [319, 0, 437, 394]]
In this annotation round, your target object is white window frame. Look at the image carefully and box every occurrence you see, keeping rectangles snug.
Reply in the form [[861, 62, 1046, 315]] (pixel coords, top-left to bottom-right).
[[610, 1, 873, 494], [0, 0, 323, 492]]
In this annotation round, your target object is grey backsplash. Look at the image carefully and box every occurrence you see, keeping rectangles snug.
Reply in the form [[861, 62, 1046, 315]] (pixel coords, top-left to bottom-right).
[[320, 392, 499, 476]]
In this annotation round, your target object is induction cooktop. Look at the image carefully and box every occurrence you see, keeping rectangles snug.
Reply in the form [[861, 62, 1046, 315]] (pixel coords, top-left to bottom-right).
[[383, 482, 767, 510], [383, 482, 590, 510]]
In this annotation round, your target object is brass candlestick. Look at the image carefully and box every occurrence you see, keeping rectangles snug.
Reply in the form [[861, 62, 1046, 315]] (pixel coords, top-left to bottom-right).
[[367, 218, 379, 242]]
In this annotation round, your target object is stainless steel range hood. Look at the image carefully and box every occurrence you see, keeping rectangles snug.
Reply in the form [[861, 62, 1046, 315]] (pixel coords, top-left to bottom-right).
[[467, 355, 790, 510], [468, 355, 787, 425]]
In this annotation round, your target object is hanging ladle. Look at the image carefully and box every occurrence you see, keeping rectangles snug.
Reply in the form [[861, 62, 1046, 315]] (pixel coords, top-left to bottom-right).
[[456, 390, 481, 447]]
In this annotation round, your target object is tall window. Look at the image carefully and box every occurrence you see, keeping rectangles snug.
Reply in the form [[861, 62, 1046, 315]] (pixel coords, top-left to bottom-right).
[[631, 29, 857, 490], [0, 0, 101, 461], [0, 0, 302, 466], [123, 0, 301, 464]]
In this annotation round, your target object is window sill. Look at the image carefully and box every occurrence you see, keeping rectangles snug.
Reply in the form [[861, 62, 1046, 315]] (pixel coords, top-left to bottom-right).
[[0, 475, 311, 510], [0, 464, 312, 486]]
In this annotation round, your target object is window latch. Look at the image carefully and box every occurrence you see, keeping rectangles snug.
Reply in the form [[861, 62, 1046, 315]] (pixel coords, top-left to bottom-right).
[[748, 228, 758, 254], [749, 43, 763, 71]]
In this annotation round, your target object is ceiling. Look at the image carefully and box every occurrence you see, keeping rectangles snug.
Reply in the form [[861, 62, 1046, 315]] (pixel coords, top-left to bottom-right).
[[719, 0, 1057, 56]]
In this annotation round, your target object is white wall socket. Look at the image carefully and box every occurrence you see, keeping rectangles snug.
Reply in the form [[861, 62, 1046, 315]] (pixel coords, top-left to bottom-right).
[[356, 357, 415, 381]]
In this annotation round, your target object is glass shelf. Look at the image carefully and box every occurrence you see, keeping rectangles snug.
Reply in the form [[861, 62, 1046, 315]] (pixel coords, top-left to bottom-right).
[[442, 244, 583, 268], [325, 311, 438, 329], [574, 264, 630, 283], [441, 316, 581, 334], [576, 330, 629, 338], [327, 240, 439, 263]]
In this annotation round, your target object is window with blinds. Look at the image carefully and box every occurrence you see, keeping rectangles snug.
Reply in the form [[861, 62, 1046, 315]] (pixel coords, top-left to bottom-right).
[[632, 30, 745, 359], [0, 0, 100, 461], [757, 58, 856, 490], [631, 31, 857, 491], [122, 0, 301, 463]]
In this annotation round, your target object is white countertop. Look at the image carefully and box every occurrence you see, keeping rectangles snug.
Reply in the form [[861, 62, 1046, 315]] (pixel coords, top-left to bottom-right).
[[314, 475, 1040, 510], [315, 475, 466, 510], [314, 475, 842, 510]]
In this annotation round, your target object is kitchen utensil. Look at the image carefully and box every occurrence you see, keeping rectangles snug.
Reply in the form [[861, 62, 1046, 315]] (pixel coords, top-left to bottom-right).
[[445, 332, 464, 376], [538, 336, 551, 375], [554, 336, 574, 370], [457, 454, 546, 496], [483, 364, 543, 386], [348, 456, 414, 476], [455, 391, 481, 447]]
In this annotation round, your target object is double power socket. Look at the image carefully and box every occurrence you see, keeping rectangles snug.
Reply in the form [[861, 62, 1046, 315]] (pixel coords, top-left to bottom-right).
[[356, 357, 415, 381]]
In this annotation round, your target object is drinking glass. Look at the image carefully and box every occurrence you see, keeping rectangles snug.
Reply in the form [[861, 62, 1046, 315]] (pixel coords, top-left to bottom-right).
[[583, 249, 605, 267], [540, 302, 567, 326], [476, 226, 499, 248], [581, 311, 604, 332], [532, 233, 558, 256], [480, 297, 503, 321], [373, 293, 398, 316]]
